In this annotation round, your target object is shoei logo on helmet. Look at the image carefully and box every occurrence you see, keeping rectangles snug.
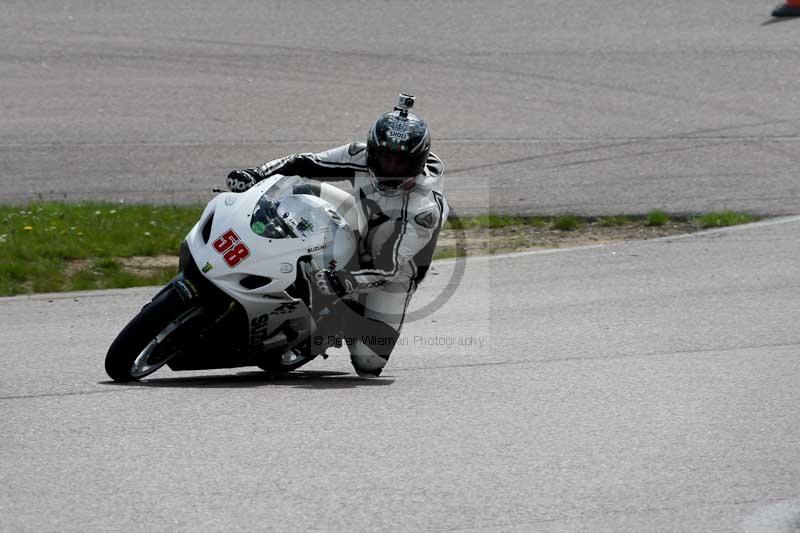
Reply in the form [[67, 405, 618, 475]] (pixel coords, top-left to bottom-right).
[[387, 128, 410, 142]]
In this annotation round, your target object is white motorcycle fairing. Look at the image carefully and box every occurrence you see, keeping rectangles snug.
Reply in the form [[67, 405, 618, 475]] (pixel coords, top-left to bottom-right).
[[105, 174, 358, 381], [184, 174, 355, 353]]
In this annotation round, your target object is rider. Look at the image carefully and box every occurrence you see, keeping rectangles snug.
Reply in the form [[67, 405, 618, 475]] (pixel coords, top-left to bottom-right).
[[226, 94, 449, 377]]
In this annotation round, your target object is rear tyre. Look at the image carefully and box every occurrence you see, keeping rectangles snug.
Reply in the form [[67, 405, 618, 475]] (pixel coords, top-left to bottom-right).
[[105, 288, 206, 382]]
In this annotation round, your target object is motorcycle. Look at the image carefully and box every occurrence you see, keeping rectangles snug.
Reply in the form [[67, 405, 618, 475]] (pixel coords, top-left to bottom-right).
[[105, 174, 357, 382]]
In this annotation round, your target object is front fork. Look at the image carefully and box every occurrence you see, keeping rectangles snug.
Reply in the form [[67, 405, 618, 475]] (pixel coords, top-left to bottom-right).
[[146, 241, 206, 307]]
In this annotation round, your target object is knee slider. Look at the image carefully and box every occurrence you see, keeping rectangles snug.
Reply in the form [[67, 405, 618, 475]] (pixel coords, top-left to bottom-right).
[[350, 352, 388, 378]]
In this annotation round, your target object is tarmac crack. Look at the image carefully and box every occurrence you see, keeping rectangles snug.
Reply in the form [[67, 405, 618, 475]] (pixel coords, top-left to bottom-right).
[[0, 388, 143, 402]]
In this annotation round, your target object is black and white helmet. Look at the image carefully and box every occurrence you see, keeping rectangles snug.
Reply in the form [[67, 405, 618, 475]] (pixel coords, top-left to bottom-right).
[[366, 93, 431, 194]]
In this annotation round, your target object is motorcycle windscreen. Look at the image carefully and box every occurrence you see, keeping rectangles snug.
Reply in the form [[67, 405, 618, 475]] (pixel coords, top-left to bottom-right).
[[250, 196, 296, 239]]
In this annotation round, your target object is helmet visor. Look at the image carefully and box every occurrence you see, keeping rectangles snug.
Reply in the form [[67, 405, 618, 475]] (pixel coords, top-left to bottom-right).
[[368, 147, 426, 185]]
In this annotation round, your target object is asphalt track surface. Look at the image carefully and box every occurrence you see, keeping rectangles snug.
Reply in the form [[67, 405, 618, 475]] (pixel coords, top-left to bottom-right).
[[2, 1, 800, 214], [2, 218, 799, 531], [2, 1, 800, 532]]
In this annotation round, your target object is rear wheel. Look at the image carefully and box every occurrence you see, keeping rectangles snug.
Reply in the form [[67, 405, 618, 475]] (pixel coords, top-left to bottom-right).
[[105, 288, 207, 382]]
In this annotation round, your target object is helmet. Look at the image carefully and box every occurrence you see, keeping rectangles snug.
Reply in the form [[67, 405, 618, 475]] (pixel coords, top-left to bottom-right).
[[366, 93, 431, 194]]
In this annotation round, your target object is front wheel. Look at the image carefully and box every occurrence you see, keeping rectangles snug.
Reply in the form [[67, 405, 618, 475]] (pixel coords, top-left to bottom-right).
[[105, 288, 206, 382]]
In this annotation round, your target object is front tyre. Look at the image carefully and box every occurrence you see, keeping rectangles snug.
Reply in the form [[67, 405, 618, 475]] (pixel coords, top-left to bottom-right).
[[105, 288, 206, 382]]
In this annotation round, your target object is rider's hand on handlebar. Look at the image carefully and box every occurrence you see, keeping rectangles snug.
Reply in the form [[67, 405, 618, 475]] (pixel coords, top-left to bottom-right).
[[314, 269, 356, 297], [226, 170, 256, 193]]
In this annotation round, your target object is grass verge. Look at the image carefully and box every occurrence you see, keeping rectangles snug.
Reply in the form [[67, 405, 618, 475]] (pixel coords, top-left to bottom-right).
[[0, 203, 760, 296], [0, 203, 198, 295], [693, 211, 757, 228], [645, 210, 670, 227]]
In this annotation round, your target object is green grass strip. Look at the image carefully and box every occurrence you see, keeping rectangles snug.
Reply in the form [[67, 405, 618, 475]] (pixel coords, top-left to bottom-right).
[[598, 215, 633, 227], [0, 204, 760, 296], [551, 215, 583, 231], [694, 211, 756, 229], [645, 210, 670, 227], [0, 203, 201, 295]]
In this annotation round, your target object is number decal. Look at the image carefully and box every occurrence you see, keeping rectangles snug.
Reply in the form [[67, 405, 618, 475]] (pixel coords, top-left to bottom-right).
[[213, 229, 240, 254], [212, 229, 250, 267], [223, 243, 250, 267]]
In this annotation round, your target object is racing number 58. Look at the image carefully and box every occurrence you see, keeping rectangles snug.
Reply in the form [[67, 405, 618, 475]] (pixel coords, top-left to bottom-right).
[[213, 229, 250, 268]]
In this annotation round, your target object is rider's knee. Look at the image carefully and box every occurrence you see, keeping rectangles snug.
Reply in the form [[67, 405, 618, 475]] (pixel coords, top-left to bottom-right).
[[350, 348, 389, 378]]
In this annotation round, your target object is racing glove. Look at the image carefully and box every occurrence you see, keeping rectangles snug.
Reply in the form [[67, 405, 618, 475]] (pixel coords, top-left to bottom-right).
[[226, 170, 257, 192], [314, 269, 357, 297]]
